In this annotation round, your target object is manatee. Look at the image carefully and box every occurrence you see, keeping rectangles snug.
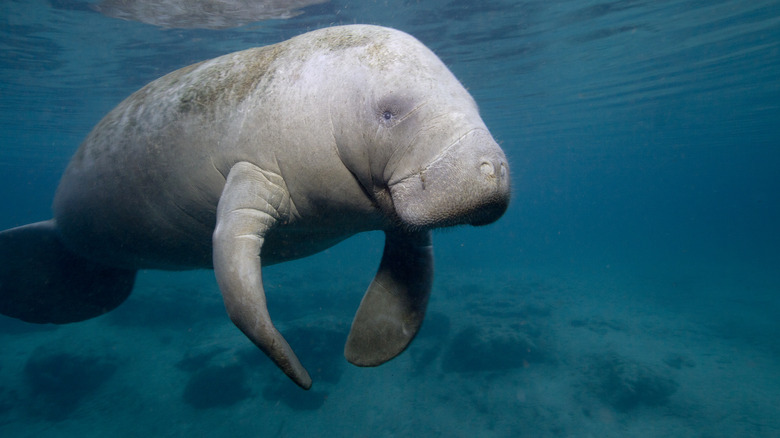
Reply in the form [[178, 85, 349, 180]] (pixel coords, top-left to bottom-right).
[[0, 25, 510, 389]]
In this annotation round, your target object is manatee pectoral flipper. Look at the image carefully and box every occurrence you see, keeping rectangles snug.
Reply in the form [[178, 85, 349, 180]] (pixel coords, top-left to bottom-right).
[[212, 162, 312, 390], [0, 220, 136, 324], [345, 229, 433, 366]]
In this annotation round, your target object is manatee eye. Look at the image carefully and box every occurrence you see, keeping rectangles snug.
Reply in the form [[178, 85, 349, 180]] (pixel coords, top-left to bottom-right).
[[376, 95, 412, 126], [378, 108, 397, 126]]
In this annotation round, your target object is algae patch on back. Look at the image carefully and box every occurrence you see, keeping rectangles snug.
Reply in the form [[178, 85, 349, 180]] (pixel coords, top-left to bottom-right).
[[177, 44, 286, 116]]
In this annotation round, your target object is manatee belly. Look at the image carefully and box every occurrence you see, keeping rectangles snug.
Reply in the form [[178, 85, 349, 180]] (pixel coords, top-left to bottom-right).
[[51, 119, 229, 269], [52, 148, 372, 271], [53, 159, 220, 270]]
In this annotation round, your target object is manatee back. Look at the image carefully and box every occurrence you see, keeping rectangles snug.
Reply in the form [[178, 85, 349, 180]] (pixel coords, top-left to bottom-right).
[[51, 46, 291, 269], [50, 27, 390, 269]]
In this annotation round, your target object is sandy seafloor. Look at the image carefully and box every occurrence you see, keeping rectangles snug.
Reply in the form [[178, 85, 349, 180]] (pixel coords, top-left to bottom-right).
[[1, 231, 777, 437]]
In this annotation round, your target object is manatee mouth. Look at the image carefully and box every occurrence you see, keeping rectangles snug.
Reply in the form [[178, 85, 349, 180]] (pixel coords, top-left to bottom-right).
[[389, 129, 510, 229]]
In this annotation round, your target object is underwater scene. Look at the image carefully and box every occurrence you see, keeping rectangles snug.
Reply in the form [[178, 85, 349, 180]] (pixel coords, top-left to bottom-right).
[[1, 0, 779, 436]]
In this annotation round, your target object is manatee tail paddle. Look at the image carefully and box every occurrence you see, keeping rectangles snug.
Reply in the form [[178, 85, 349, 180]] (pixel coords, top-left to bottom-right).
[[0, 220, 136, 324]]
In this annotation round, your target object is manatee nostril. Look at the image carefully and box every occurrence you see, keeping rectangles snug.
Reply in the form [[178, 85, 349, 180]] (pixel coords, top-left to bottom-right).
[[479, 161, 495, 177]]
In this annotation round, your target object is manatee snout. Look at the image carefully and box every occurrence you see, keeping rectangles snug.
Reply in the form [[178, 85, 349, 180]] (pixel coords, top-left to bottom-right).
[[391, 129, 510, 228], [471, 144, 510, 226]]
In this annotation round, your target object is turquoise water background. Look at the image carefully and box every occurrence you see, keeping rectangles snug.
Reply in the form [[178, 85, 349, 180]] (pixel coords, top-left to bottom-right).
[[1, 1, 779, 436]]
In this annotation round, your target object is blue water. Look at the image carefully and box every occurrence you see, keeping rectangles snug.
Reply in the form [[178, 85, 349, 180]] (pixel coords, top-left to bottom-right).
[[1, 0, 779, 436]]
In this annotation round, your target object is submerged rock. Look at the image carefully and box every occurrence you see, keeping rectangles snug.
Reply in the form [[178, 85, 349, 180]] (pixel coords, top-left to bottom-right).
[[586, 355, 678, 411], [24, 347, 117, 420], [441, 322, 549, 373], [183, 363, 252, 409]]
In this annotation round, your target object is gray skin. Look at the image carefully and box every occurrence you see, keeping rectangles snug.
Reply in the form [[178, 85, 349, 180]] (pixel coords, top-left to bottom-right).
[[0, 25, 509, 389]]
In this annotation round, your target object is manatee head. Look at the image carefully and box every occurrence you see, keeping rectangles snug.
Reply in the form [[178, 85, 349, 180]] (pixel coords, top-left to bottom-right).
[[323, 26, 511, 230]]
